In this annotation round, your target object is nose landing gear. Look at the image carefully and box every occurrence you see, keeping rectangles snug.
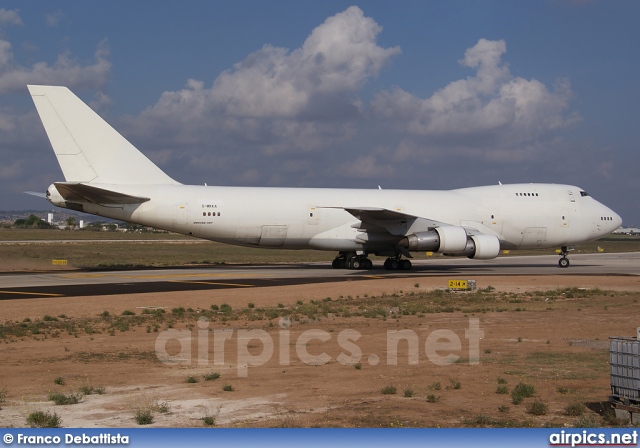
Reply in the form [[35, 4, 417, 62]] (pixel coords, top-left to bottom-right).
[[558, 245, 573, 268]]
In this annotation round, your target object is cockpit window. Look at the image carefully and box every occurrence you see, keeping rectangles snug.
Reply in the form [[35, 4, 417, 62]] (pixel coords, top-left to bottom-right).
[[580, 191, 589, 197]]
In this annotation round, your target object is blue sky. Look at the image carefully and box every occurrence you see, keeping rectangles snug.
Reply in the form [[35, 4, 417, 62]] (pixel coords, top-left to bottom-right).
[[1, 1, 639, 224]]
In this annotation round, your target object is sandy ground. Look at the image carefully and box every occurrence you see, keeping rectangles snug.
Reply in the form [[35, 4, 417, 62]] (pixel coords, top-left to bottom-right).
[[1, 274, 639, 428]]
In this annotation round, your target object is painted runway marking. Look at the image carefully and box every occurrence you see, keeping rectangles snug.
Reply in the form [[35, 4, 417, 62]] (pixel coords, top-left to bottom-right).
[[0, 290, 64, 297], [169, 280, 254, 287], [62, 273, 108, 278], [121, 273, 260, 279]]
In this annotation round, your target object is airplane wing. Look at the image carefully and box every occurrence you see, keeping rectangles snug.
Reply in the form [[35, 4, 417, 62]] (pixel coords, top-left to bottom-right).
[[53, 182, 150, 205], [324, 207, 445, 236]]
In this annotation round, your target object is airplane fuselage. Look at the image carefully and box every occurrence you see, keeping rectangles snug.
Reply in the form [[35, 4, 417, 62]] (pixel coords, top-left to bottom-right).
[[47, 182, 621, 254]]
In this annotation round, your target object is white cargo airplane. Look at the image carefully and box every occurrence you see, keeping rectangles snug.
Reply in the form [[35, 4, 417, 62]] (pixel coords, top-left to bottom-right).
[[27, 85, 622, 270]]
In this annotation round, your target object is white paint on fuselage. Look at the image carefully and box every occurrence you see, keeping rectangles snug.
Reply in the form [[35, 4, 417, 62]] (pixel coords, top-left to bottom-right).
[[67, 182, 622, 254]]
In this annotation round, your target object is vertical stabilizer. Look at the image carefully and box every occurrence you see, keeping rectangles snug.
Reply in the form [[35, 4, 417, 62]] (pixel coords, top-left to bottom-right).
[[28, 85, 178, 185]]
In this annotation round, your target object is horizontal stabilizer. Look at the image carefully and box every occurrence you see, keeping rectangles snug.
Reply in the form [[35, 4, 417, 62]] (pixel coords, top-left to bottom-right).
[[54, 182, 150, 205], [24, 191, 47, 199]]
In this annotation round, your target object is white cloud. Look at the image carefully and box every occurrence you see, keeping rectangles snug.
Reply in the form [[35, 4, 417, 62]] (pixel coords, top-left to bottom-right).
[[0, 9, 23, 27], [0, 38, 111, 94], [372, 38, 579, 149], [124, 23, 582, 189], [130, 6, 399, 154], [45, 10, 65, 27]]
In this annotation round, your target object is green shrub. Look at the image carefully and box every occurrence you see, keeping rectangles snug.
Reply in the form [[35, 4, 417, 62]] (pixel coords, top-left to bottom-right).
[[48, 392, 80, 405], [202, 416, 215, 426], [186, 376, 198, 384], [223, 384, 234, 392], [496, 386, 509, 394], [511, 382, 535, 404], [575, 414, 596, 427], [171, 307, 185, 316], [155, 401, 170, 414], [53, 376, 64, 385], [204, 372, 220, 381], [134, 409, 153, 425], [426, 394, 440, 403], [26, 410, 61, 428], [78, 385, 94, 395], [404, 388, 414, 398], [220, 304, 232, 315], [526, 400, 548, 416], [381, 386, 397, 395], [0, 387, 6, 409], [564, 402, 586, 416]]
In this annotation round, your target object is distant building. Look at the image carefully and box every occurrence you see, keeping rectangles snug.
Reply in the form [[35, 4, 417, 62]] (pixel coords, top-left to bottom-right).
[[613, 227, 640, 235]]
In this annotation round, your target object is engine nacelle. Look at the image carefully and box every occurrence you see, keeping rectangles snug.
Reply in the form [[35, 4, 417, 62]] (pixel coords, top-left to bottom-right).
[[46, 183, 65, 207], [444, 234, 500, 260], [400, 226, 468, 253]]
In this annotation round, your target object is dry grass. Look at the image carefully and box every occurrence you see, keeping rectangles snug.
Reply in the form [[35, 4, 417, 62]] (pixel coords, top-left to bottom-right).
[[0, 228, 637, 270]]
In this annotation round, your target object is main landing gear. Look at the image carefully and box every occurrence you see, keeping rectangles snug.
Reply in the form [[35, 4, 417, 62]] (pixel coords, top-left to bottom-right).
[[383, 256, 412, 271], [558, 245, 572, 268], [330, 253, 413, 270], [332, 253, 373, 270]]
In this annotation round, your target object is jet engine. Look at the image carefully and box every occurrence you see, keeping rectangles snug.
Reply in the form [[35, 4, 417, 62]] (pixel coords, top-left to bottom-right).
[[399, 226, 468, 253], [400, 227, 500, 260], [444, 234, 500, 260]]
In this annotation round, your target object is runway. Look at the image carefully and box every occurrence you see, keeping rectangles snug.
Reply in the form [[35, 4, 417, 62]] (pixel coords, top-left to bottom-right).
[[0, 252, 638, 300]]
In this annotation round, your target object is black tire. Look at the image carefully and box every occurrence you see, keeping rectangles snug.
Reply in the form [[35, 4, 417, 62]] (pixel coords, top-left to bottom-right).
[[363, 258, 373, 270], [332, 259, 340, 269], [388, 259, 399, 270], [400, 259, 412, 270], [558, 257, 570, 268], [350, 258, 362, 270]]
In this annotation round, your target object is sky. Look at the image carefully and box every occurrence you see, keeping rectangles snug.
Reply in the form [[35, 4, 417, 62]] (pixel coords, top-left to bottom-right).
[[1, 1, 639, 224]]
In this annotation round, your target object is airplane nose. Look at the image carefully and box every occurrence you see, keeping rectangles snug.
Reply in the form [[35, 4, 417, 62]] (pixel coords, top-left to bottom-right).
[[613, 211, 622, 230]]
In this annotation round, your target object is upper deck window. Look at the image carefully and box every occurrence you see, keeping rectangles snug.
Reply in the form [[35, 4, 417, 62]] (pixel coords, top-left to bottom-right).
[[580, 191, 589, 197]]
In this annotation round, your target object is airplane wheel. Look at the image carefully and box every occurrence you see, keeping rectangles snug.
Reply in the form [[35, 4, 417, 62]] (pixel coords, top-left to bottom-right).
[[332, 259, 340, 269], [363, 258, 373, 270], [400, 259, 412, 270], [350, 258, 362, 270], [385, 259, 399, 270], [558, 257, 570, 268]]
